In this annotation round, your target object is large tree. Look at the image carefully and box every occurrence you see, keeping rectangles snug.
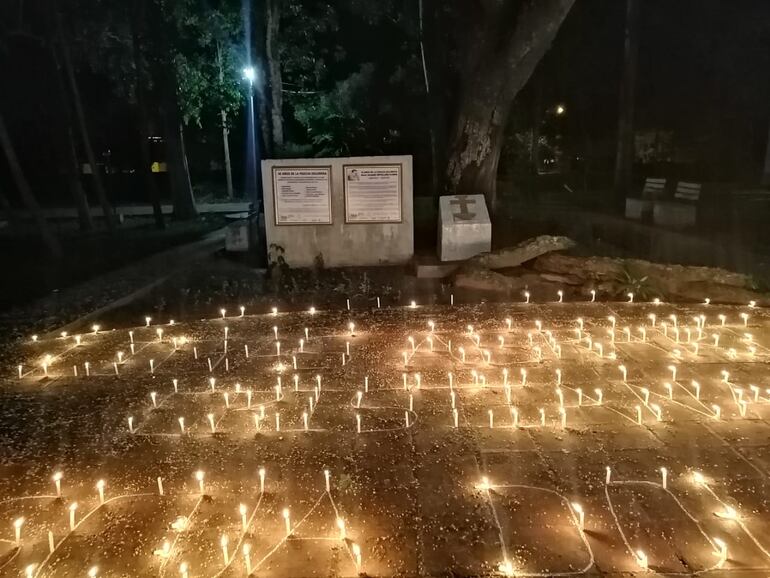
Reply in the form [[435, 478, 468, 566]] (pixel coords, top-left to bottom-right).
[[163, 0, 243, 205], [265, 0, 285, 151], [613, 0, 640, 203], [442, 0, 576, 209], [54, 1, 118, 231], [0, 111, 62, 259], [130, 0, 165, 229], [763, 119, 770, 186], [50, 43, 95, 232]]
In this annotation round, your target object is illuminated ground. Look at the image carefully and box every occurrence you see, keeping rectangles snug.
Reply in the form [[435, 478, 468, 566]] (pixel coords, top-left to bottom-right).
[[2, 299, 770, 577]]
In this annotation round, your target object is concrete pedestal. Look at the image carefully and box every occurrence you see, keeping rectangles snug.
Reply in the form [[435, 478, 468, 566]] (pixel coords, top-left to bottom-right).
[[653, 201, 697, 228], [438, 194, 491, 262], [225, 214, 256, 252], [625, 198, 652, 220]]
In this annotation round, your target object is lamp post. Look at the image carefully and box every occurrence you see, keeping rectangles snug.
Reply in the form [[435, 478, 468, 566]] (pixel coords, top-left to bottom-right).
[[242, 66, 260, 208], [243, 66, 266, 263]]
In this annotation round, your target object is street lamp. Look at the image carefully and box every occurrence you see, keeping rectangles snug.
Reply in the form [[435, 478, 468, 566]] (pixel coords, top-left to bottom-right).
[[242, 66, 261, 209], [242, 65, 266, 264], [242, 66, 256, 83]]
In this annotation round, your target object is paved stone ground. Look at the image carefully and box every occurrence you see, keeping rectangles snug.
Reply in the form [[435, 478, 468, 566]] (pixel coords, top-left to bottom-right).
[[1, 299, 770, 577]]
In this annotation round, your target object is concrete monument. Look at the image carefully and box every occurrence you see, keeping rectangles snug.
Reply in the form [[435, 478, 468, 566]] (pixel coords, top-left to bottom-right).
[[262, 155, 413, 267], [438, 194, 491, 261]]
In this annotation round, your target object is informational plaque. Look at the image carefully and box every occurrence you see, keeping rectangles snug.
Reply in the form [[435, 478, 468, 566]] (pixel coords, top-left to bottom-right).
[[344, 164, 402, 223], [272, 166, 332, 225]]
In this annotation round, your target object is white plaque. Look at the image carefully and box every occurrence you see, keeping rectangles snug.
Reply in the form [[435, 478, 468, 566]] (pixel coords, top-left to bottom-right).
[[272, 166, 332, 225], [344, 164, 402, 223]]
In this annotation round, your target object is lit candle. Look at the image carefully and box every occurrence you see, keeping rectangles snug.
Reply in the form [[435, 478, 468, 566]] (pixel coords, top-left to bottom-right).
[[53, 471, 63, 497], [243, 544, 252, 574], [283, 508, 291, 535], [571, 503, 584, 531], [221, 534, 229, 564], [14, 517, 24, 544], [69, 502, 78, 530], [713, 538, 727, 567], [636, 550, 648, 570]]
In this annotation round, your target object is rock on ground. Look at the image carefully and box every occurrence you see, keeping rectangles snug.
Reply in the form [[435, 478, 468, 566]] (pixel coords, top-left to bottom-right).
[[467, 235, 576, 270]]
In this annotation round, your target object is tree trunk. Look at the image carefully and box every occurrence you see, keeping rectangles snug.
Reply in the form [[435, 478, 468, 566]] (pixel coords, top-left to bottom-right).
[[221, 115, 235, 198], [531, 70, 543, 175], [54, 2, 117, 231], [0, 188, 16, 226], [265, 0, 284, 151], [258, 80, 272, 158], [419, 0, 440, 194], [0, 112, 62, 259], [445, 0, 576, 211], [50, 43, 94, 232], [131, 0, 165, 229], [216, 43, 234, 199], [762, 115, 770, 186], [613, 0, 640, 204], [161, 64, 198, 220], [63, 125, 94, 231]]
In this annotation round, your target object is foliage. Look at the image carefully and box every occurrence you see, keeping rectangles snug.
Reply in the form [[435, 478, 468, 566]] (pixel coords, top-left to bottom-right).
[[279, 0, 427, 158], [293, 64, 374, 156], [267, 243, 292, 293], [613, 265, 657, 300], [162, 0, 245, 129]]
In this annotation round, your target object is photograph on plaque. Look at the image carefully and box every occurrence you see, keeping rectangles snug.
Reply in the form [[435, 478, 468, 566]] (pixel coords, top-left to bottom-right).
[[343, 164, 402, 223], [272, 166, 332, 225]]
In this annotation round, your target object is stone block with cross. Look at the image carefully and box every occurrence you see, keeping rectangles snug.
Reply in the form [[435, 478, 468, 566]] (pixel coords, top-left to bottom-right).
[[438, 194, 491, 261]]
